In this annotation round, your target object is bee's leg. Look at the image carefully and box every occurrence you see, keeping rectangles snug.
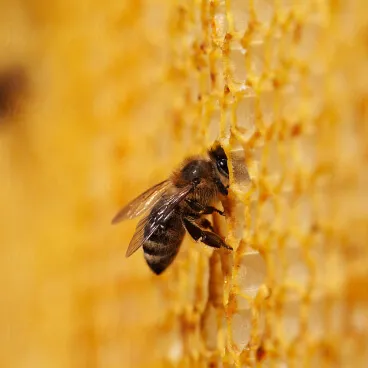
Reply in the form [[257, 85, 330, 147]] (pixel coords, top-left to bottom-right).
[[202, 206, 225, 216], [196, 218, 214, 232], [183, 218, 232, 250], [185, 199, 225, 216]]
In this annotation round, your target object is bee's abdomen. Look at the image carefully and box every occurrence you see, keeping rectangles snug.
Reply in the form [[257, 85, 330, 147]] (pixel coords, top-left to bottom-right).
[[143, 239, 182, 275], [143, 213, 185, 275]]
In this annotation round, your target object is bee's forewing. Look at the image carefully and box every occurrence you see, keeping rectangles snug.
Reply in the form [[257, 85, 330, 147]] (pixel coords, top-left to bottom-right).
[[111, 180, 171, 224], [230, 150, 250, 185], [125, 184, 193, 257]]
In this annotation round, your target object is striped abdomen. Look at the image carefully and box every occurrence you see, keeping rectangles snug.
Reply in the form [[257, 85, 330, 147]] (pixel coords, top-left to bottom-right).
[[143, 210, 185, 275]]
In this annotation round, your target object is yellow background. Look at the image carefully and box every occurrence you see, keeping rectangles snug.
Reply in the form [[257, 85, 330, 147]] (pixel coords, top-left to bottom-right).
[[0, 1, 367, 367]]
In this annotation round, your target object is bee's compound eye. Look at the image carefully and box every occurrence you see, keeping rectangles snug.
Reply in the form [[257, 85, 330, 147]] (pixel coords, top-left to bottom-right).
[[217, 158, 229, 177]]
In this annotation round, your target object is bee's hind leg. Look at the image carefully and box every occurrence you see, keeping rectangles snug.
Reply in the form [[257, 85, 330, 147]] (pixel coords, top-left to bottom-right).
[[183, 217, 232, 250]]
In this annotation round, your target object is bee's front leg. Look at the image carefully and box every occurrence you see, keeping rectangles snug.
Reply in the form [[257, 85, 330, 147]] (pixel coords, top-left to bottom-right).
[[185, 199, 225, 216]]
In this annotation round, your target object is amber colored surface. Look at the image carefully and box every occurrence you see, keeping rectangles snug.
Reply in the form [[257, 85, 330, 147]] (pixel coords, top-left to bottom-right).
[[0, 1, 367, 367]]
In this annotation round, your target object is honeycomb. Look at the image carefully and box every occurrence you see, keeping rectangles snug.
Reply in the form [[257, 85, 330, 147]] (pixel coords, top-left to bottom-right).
[[0, 0, 367, 367]]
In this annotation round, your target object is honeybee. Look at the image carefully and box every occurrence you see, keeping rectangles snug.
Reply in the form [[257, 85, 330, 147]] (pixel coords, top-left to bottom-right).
[[111, 143, 233, 275]]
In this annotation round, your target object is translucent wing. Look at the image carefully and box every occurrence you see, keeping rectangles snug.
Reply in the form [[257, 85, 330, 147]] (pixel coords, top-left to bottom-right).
[[111, 180, 171, 224], [230, 149, 250, 185], [124, 216, 148, 257], [125, 185, 193, 257]]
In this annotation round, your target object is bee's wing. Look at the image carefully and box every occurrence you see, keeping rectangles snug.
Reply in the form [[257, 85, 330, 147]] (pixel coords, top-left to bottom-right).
[[125, 185, 193, 257], [111, 180, 171, 224], [230, 149, 250, 185]]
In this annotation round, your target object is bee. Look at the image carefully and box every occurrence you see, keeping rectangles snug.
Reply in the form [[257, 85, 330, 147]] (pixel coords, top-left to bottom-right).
[[111, 143, 233, 275]]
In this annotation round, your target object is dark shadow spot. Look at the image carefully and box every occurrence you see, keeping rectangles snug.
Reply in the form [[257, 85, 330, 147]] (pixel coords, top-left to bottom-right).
[[256, 344, 266, 361], [0, 66, 28, 119]]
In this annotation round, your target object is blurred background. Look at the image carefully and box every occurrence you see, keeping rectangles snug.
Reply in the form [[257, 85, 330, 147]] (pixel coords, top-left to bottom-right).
[[0, 0, 367, 367]]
